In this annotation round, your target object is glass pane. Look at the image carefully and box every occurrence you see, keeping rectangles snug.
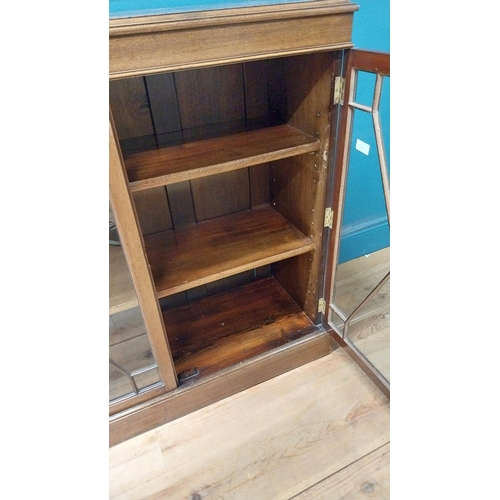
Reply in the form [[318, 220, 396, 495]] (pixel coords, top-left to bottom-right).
[[109, 363, 134, 401], [354, 70, 376, 108], [338, 108, 389, 264], [334, 250, 389, 319], [109, 205, 161, 403], [345, 277, 389, 381]]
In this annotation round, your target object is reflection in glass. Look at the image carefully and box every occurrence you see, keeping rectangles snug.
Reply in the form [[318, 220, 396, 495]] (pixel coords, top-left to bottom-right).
[[331, 250, 390, 381], [109, 206, 161, 403]]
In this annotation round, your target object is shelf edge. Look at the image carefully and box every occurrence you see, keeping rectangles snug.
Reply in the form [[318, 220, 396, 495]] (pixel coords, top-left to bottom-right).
[[156, 242, 316, 299], [127, 126, 320, 192]]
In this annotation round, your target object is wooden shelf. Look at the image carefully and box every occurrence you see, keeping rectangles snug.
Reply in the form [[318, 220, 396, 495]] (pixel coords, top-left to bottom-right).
[[125, 124, 320, 191], [145, 207, 315, 298], [163, 276, 317, 380], [109, 244, 139, 314]]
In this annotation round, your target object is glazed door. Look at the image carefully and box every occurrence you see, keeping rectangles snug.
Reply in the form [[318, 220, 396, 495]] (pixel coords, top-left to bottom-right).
[[324, 49, 390, 397], [109, 115, 178, 415]]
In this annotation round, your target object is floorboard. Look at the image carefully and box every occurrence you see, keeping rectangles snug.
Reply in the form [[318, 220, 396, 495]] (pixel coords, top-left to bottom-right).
[[109, 348, 390, 499], [292, 443, 390, 499]]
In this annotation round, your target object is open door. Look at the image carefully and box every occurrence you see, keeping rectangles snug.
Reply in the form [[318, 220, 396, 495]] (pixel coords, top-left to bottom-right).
[[324, 48, 390, 398]]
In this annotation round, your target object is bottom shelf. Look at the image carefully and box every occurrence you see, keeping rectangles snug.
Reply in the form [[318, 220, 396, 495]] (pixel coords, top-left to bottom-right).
[[162, 276, 316, 382]]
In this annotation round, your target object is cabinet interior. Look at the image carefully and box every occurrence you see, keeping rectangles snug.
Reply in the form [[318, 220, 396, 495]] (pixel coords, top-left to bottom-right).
[[110, 52, 336, 386]]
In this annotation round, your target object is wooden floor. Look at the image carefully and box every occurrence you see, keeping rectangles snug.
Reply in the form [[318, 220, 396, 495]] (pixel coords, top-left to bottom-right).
[[109, 347, 390, 499]]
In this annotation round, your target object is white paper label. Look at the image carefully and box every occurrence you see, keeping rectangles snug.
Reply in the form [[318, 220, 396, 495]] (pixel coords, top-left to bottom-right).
[[355, 139, 370, 156]]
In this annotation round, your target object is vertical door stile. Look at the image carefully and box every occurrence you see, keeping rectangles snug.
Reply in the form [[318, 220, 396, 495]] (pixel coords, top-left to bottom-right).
[[109, 111, 178, 405], [322, 49, 355, 325]]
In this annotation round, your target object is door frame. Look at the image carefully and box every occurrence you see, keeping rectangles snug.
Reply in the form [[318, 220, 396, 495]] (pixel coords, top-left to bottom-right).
[[323, 48, 390, 399]]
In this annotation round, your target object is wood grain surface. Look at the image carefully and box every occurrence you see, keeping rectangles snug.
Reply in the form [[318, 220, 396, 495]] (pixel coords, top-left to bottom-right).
[[109, 2, 356, 78], [109, 349, 389, 499], [144, 207, 315, 298], [163, 276, 316, 379], [125, 125, 319, 190], [294, 443, 390, 499]]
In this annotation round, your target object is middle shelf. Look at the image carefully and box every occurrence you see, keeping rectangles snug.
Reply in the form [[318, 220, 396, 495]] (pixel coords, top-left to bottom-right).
[[144, 206, 315, 299], [124, 124, 320, 191]]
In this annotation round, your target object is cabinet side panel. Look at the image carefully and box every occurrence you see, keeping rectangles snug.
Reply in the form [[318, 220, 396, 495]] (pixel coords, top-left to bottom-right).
[[271, 52, 335, 321]]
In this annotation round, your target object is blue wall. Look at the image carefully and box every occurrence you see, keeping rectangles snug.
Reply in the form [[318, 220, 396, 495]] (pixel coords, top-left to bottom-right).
[[110, 0, 311, 18], [352, 0, 390, 52], [338, 0, 390, 263]]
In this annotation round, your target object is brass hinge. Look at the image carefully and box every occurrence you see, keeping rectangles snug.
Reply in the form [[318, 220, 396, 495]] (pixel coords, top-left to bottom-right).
[[333, 76, 345, 105], [318, 297, 326, 315], [324, 207, 333, 229]]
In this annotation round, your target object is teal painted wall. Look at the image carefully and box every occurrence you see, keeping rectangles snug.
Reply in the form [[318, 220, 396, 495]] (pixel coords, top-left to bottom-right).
[[338, 0, 390, 263], [110, 0, 310, 18]]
